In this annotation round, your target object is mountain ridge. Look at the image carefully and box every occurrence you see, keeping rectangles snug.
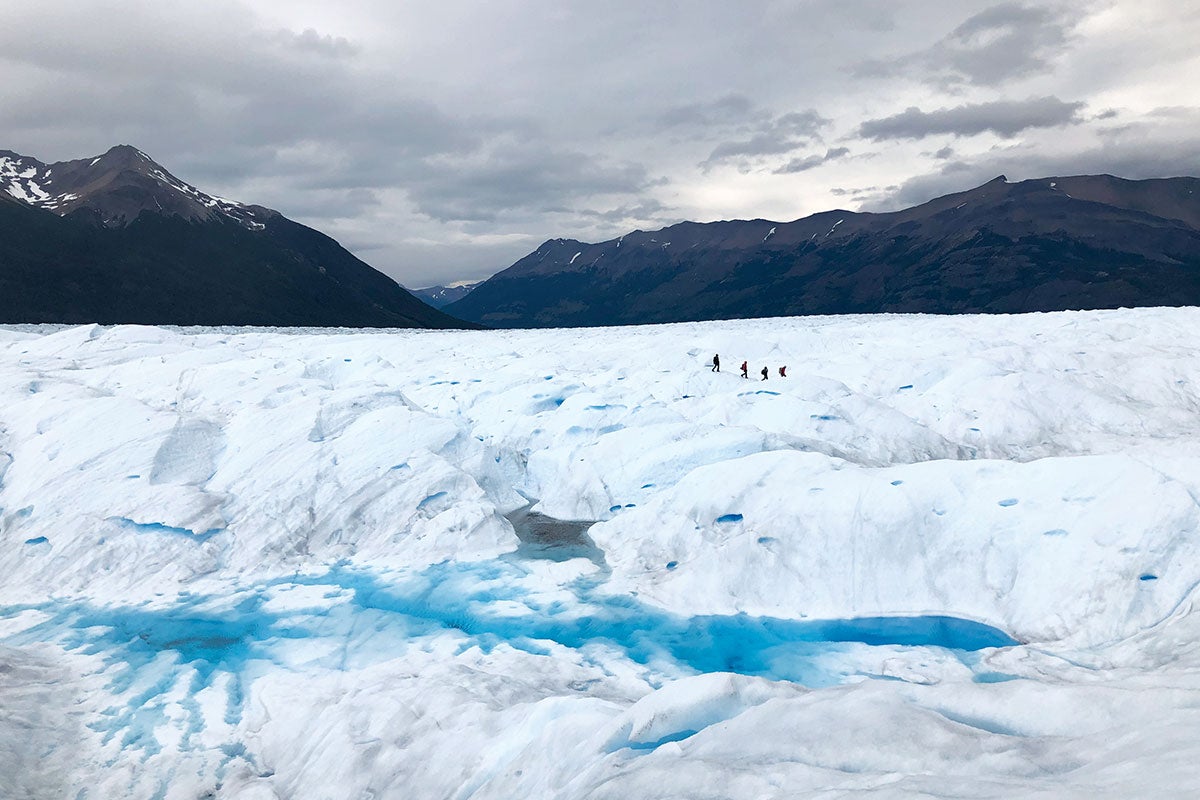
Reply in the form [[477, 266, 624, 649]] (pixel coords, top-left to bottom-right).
[[411, 281, 483, 309], [446, 173, 1200, 328]]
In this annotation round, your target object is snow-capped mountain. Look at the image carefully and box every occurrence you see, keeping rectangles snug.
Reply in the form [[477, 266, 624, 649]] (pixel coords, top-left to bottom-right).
[[446, 174, 1200, 328], [0, 144, 268, 230], [0, 145, 470, 328], [411, 280, 483, 308]]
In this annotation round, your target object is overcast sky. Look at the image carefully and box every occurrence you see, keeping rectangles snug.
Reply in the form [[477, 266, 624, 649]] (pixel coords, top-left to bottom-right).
[[2, 1, 1198, 287]]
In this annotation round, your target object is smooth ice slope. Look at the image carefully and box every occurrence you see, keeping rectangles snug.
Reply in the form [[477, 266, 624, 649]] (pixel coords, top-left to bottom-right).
[[3, 309, 1200, 798]]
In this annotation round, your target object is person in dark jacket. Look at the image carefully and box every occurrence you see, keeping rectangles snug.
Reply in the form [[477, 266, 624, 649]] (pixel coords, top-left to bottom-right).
[[779, 366, 787, 377], [760, 366, 768, 380], [711, 354, 720, 372], [740, 361, 748, 378]]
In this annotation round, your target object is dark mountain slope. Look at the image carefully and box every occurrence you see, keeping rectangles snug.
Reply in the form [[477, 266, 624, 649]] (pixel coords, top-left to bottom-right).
[[0, 200, 468, 327], [446, 175, 1200, 328], [0, 145, 467, 328]]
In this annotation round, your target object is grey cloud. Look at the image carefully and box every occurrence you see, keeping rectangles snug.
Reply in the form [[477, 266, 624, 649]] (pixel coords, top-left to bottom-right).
[[859, 97, 1084, 140], [831, 187, 861, 197], [405, 143, 656, 224], [853, 2, 1080, 87], [0, 18, 476, 173], [273, 28, 360, 58], [0, 5, 499, 218], [659, 94, 755, 128], [865, 109, 1200, 211], [0, 4, 327, 94], [576, 199, 675, 224], [774, 155, 823, 174], [703, 109, 830, 168], [1095, 105, 1200, 134], [244, 186, 384, 221], [776, 112, 831, 137], [832, 184, 895, 198], [707, 135, 805, 162], [937, 3, 1074, 84], [933, 146, 955, 159], [773, 147, 851, 174]]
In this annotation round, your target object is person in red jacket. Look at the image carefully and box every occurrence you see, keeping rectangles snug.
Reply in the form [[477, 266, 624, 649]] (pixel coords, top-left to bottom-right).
[[740, 361, 748, 378], [779, 366, 787, 377]]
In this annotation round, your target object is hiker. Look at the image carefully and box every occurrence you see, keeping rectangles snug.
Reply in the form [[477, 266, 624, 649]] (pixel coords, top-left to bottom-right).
[[760, 366, 768, 381], [711, 354, 720, 372], [740, 360, 748, 379], [779, 366, 787, 377]]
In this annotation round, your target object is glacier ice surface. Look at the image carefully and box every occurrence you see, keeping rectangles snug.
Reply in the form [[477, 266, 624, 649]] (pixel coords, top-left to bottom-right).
[[4, 309, 1200, 798]]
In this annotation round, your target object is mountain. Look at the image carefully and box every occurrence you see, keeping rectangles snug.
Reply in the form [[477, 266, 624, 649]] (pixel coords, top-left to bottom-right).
[[411, 281, 482, 309], [0, 145, 467, 328], [445, 174, 1200, 328]]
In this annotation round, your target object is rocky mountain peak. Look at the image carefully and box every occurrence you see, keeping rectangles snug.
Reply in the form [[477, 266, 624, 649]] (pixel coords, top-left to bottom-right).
[[0, 144, 271, 230], [92, 143, 154, 169]]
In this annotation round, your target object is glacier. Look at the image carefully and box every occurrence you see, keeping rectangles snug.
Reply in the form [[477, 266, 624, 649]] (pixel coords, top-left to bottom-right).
[[2, 308, 1200, 798]]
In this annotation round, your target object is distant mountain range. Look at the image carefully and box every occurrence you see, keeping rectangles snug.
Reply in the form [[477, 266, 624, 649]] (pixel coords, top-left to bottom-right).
[[446, 174, 1200, 328], [411, 281, 483, 309], [8, 151, 1198, 330], [0, 145, 466, 328]]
